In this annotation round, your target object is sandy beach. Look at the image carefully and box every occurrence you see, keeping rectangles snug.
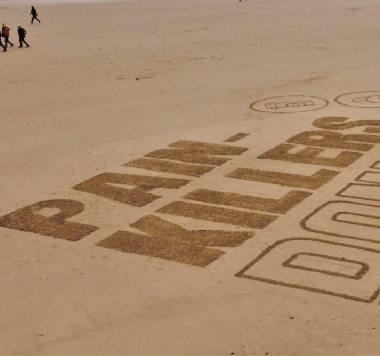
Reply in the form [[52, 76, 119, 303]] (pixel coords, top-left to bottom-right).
[[2, 0, 380, 355]]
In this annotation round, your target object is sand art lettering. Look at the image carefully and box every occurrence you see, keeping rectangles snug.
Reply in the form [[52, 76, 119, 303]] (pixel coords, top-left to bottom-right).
[[251, 93, 380, 113], [250, 95, 328, 113], [335, 91, 380, 108], [265, 101, 315, 110], [0, 134, 256, 267], [92, 116, 380, 265], [3, 115, 380, 275], [236, 238, 380, 303], [237, 148, 380, 302]]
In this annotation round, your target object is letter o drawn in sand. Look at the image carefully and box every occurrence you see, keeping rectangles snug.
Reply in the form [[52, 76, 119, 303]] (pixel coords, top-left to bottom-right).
[[335, 91, 380, 108], [250, 95, 329, 113]]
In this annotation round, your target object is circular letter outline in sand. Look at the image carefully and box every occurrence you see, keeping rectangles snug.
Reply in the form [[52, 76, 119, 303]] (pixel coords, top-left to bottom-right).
[[250, 95, 329, 114], [335, 91, 380, 108]]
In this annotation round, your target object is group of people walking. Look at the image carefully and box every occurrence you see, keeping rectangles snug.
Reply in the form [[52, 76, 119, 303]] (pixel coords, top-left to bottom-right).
[[0, 6, 40, 52]]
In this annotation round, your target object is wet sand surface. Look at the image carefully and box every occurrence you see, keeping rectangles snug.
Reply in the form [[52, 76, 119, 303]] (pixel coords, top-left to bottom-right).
[[2, 0, 380, 355]]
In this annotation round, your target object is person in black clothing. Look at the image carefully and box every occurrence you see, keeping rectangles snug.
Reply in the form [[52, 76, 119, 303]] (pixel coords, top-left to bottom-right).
[[30, 6, 41, 24], [0, 30, 6, 52], [2, 24, 14, 48], [17, 25, 29, 48]]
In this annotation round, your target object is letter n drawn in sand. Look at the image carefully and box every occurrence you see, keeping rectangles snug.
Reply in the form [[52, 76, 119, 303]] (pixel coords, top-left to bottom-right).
[[236, 238, 380, 303], [125, 140, 248, 177]]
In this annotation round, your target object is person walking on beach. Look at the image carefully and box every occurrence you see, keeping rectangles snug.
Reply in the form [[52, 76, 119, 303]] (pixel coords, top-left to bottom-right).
[[2, 24, 14, 48], [30, 6, 41, 24], [0, 30, 6, 52], [17, 25, 29, 48]]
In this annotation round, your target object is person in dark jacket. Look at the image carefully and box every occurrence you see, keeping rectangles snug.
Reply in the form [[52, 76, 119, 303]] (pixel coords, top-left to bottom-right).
[[30, 6, 41, 24], [0, 29, 6, 52], [17, 25, 29, 48], [2, 24, 14, 48]]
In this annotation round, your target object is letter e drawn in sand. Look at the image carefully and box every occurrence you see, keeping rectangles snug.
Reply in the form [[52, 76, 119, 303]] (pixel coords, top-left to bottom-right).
[[0, 200, 98, 241], [287, 130, 380, 152], [236, 238, 380, 303], [183, 189, 311, 214], [97, 215, 253, 266], [259, 143, 363, 168], [227, 168, 339, 190]]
